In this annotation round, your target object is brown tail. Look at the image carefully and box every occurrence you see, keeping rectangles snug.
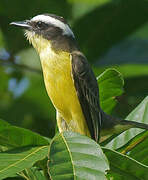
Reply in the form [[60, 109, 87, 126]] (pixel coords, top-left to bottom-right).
[[119, 119, 148, 130], [101, 110, 148, 133]]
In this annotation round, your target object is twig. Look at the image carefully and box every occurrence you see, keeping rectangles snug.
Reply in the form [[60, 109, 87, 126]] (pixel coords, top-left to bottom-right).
[[0, 59, 41, 74]]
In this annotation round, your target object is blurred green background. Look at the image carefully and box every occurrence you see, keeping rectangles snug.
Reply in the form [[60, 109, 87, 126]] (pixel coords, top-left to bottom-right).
[[0, 0, 148, 141]]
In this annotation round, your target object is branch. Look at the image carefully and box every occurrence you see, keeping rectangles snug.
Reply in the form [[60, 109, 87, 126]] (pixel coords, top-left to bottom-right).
[[0, 59, 41, 74]]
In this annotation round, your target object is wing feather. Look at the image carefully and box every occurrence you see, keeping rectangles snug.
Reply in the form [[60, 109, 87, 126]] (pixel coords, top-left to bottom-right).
[[71, 51, 101, 141]]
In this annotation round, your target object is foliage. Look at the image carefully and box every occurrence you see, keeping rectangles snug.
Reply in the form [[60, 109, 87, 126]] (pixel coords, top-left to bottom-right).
[[0, 0, 148, 179], [98, 68, 124, 114], [1, 95, 148, 179], [48, 132, 109, 180], [0, 75, 148, 179]]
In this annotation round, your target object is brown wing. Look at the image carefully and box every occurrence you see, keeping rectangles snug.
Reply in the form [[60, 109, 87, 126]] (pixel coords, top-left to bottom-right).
[[71, 51, 101, 141]]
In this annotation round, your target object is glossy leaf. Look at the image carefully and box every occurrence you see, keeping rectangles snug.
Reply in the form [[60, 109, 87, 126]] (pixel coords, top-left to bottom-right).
[[48, 131, 109, 180], [0, 119, 50, 149], [19, 167, 47, 180], [129, 132, 148, 166], [103, 147, 148, 180], [0, 146, 48, 180], [117, 131, 148, 154], [98, 68, 124, 114], [105, 96, 148, 149], [108, 130, 148, 166]]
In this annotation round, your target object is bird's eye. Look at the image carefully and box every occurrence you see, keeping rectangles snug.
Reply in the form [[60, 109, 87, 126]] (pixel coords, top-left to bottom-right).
[[36, 21, 47, 29]]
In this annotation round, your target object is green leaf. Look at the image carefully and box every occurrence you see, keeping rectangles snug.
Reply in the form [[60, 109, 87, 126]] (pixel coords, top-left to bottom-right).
[[115, 64, 148, 78], [98, 68, 124, 114], [94, 64, 148, 80], [19, 167, 47, 180], [105, 96, 148, 150], [0, 119, 10, 127], [0, 119, 50, 149], [68, 0, 110, 4], [103, 147, 148, 180], [118, 131, 148, 154], [73, 0, 148, 61], [0, 146, 48, 180], [48, 131, 109, 180], [129, 132, 148, 166], [111, 130, 148, 166]]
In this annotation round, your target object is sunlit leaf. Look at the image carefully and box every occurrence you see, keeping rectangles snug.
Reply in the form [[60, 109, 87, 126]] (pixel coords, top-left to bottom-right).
[[0, 119, 50, 149], [48, 131, 109, 180], [0, 146, 48, 180], [117, 131, 148, 154], [105, 96, 148, 149], [103, 147, 148, 180], [129, 132, 148, 166], [19, 167, 47, 180], [98, 68, 124, 114]]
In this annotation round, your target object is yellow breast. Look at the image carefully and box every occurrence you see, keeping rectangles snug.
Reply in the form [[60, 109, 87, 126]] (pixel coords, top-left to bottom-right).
[[41, 51, 76, 115], [37, 40, 90, 137]]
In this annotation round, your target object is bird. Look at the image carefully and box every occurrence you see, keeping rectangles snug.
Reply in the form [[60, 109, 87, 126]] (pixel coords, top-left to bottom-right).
[[10, 14, 148, 142]]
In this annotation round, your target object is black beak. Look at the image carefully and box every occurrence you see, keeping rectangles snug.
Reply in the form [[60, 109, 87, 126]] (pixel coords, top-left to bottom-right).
[[10, 20, 31, 29]]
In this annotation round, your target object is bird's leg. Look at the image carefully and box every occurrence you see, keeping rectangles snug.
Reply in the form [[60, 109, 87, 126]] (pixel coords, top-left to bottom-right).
[[56, 111, 69, 132]]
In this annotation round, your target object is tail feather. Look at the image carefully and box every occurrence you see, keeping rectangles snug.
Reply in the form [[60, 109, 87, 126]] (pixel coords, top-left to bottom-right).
[[119, 119, 148, 130], [100, 110, 148, 138]]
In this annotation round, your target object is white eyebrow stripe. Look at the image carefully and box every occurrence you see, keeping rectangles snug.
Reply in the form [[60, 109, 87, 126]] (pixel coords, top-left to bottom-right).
[[31, 15, 75, 38]]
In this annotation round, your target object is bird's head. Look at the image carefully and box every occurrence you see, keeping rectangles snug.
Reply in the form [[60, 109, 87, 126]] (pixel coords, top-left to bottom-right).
[[10, 14, 77, 53]]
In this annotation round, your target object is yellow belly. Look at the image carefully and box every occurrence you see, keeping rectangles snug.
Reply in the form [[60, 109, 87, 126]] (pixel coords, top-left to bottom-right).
[[40, 51, 90, 137]]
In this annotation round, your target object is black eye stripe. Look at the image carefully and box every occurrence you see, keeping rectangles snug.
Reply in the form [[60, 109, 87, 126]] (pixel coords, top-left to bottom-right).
[[36, 21, 42, 27], [35, 21, 48, 29]]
